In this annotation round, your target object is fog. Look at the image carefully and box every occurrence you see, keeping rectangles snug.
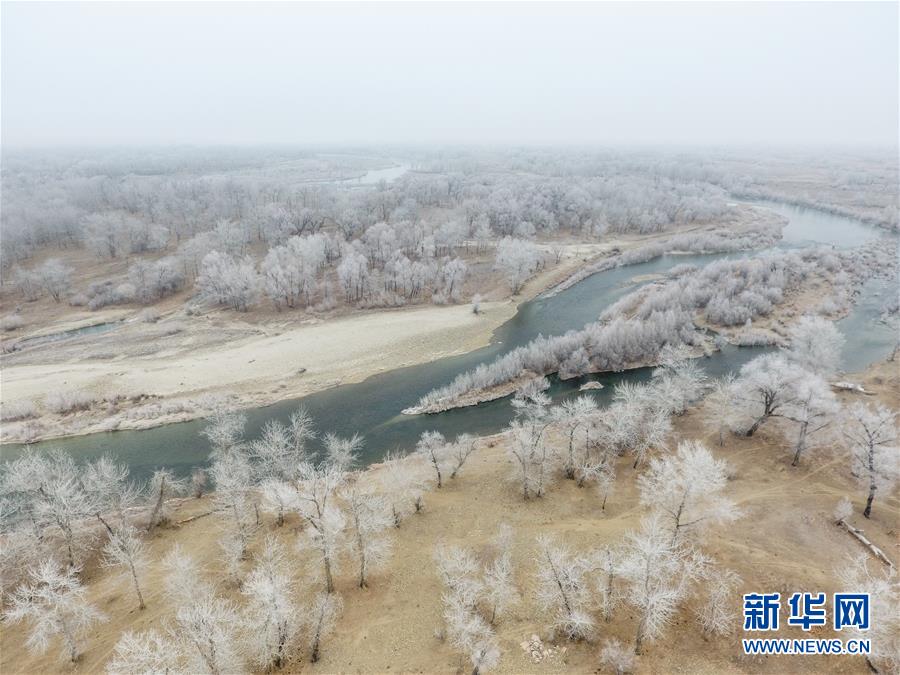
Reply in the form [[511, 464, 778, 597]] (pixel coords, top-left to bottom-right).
[[2, 2, 897, 147]]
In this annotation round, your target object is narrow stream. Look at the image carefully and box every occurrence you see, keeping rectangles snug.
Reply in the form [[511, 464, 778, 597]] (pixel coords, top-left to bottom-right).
[[1, 203, 895, 483]]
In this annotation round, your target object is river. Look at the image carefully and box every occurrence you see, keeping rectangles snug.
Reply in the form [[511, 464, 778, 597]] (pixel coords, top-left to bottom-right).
[[1, 202, 895, 482]]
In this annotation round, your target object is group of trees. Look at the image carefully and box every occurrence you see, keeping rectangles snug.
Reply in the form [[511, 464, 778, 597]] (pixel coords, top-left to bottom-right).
[[3, 147, 746, 322], [414, 239, 897, 415], [0, 402, 468, 670]]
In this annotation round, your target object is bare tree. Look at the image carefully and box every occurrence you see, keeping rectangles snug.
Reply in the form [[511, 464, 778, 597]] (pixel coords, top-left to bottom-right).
[[417, 430, 448, 488], [449, 433, 478, 479], [5, 559, 105, 663], [637, 440, 739, 545], [843, 402, 898, 518]]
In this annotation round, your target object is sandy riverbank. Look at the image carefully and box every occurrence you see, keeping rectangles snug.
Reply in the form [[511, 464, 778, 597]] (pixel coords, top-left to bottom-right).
[[0, 241, 607, 444]]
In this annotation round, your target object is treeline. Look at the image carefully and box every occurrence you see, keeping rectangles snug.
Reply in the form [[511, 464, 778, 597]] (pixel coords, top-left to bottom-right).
[[1, 148, 735, 313]]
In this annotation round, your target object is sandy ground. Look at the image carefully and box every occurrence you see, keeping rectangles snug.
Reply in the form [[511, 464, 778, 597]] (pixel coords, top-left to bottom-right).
[[1, 360, 896, 675]]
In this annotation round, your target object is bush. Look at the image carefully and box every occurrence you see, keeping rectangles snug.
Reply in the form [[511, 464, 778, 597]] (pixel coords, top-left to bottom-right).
[[68, 293, 88, 307], [138, 307, 160, 323], [0, 399, 37, 422], [44, 389, 95, 414], [0, 314, 24, 331]]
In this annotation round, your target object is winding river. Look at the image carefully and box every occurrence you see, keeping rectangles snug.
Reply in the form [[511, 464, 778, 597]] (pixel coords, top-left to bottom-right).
[[1, 203, 895, 482]]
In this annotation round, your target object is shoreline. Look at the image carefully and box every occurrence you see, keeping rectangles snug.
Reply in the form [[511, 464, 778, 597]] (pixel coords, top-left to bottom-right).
[[0, 207, 806, 445], [0, 244, 607, 446]]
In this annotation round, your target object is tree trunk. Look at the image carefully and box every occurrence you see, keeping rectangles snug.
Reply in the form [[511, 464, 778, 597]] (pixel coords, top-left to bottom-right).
[[863, 480, 876, 519], [634, 618, 646, 655], [791, 423, 808, 466], [130, 561, 146, 609], [324, 555, 334, 594]]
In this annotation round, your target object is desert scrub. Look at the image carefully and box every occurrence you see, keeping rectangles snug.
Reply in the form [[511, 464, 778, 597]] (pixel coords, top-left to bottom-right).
[[44, 390, 96, 414]]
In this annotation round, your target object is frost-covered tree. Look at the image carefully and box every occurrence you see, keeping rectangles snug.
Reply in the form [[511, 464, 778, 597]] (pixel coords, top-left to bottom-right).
[[337, 249, 370, 303], [302, 592, 342, 663], [731, 354, 803, 436], [780, 374, 839, 466], [197, 251, 262, 311], [378, 451, 427, 526], [5, 559, 105, 663], [638, 440, 739, 544], [534, 535, 595, 641], [344, 484, 393, 588], [260, 479, 298, 527], [202, 407, 248, 458], [101, 525, 149, 610], [696, 567, 742, 636], [843, 402, 898, 518], [294, 463, 345, 593], [620, 514, 707, 655], [553, 396, 598, 480], [162, 545, 244, 674], [482, 524, 519, 624], [837, 555, 900, 673], [442, 593, 501, 675], [495, 237, 543, 294], [595, 545, 622, 622], [324, 432, 364, 471], [599, 639, 635, 675], [37, 259, 73, 303], [417, 430, 448, 488], [507, 382, 555, 499], [1, 450, 98, 568], [83, 455, 142, 528], [106, 630, 182, 675], [242, 536, 299, 671], [787, 315, 845, 377], [702, 374, 738, 446], [146, 469, 186, 533], [210, 451, 256, 554], [649, 346, 708, 416]]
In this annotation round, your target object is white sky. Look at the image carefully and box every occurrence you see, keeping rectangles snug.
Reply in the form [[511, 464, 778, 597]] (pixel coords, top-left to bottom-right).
[[2, 1, 897, 147]]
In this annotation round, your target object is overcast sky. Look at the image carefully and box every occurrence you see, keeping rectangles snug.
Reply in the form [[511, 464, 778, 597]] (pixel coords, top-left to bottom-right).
[[2, 2, 897, 147]]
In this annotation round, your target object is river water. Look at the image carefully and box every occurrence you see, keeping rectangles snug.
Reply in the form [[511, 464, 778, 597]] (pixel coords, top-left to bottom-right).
[[1, 203, 894, 482]]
